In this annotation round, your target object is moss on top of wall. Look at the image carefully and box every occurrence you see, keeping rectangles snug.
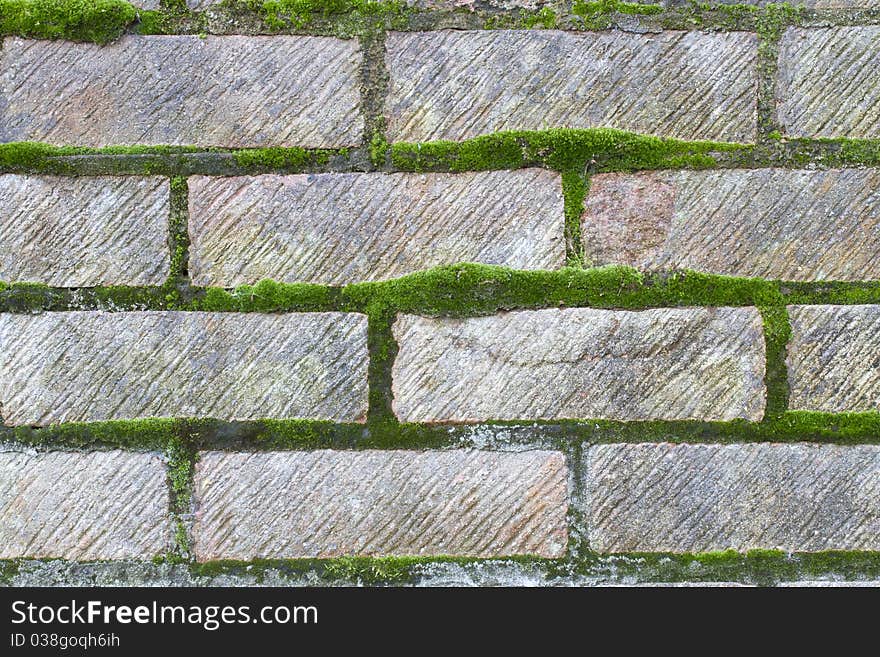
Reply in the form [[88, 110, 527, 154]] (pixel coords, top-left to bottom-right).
[[0, 0, 137, 43]]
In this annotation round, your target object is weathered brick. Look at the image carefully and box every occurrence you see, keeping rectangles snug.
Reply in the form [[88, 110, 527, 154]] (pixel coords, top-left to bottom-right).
[[193, 449, 568, 560], [0, 175, 169, 286], [787, 305, 880, 413], [0, 35, 362, 148], [0, 450, 171, 559], [0, 312, 368, 425], [776, 27, 880, 139], [586, 443, 880, 552], [385, 30, 758, 143], [392, 307, 766, 422], [188, 170, 564, 286], [580, 169, 880, 281]]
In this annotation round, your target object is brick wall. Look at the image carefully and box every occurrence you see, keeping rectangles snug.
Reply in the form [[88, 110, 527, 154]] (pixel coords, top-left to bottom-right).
[[1, 0, 880, 587]]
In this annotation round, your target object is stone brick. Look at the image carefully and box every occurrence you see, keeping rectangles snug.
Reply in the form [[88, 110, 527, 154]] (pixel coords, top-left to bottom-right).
[[193, 449, 568, 560], [776, 27, 880, 139], [385, 30, 758, 143], [0, 35, 362, 148], [0, 175, 169, 286], [0, 450, 171, 559], [585, 443, 880, 552], [0, 312, 367, 425], [188, 170, 564, 286], [580, 168, 880, 281], [787, 305, 880, 413], [392, 307, 766, 422]]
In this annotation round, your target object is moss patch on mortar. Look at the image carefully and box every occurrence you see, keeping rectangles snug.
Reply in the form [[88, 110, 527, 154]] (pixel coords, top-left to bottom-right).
[[389, 129, 747, 174], [341, 264, 783, 317], [571, 0, 662, 29], [5, 418, 178, 450], [759, 305, 791, 419], [188, 549, 880, 585], [0, 0, 136, 43], [576, 549, 880, 585], [199, 279, 341, 312]]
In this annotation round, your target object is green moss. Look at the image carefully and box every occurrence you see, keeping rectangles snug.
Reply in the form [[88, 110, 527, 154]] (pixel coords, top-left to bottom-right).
[[133, 9, 167, 33], [231, 147, 334, 170], [0, 559, 21, 585], [574, 549, 880, 585], [342, 264, 782, 317], [198, 279, 340, 312], [256, 0, 409, 29], [563, 172, 588, 266], [0, 0, 136, 43], [759, 305, 791, 419], [520, 6, 556, 29], [369, 134, 389, 168], [390, 128, 746, 174], [5, 418, 178, 450], [165, 433, 196, 558], [167, 177, 189, 286], [783, 280, 880, 306], [189, 549, 880, 585], [572, 0, 662, 29]]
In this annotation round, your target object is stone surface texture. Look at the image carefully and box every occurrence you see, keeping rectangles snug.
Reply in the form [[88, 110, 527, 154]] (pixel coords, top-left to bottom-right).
[[188, 170, 565, 286], [385, 30, 759, 143], [0, 450, 171, 559], [0, 312, 368, 425], [776, 27, 880, 139], [392, 307, 766, 422], [787, 305, 880, 412], [0, 36, 362, 148], [585, 443, 880, 552], [0, 175, 169, 286], [193, 449, 569, 560], [580, 169, 880, 281]]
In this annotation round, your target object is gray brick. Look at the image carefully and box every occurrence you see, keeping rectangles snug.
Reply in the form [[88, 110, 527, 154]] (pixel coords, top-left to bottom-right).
[[385, 30, 758, 143], [586, 443, 880, 552], [787, 305, 880, 413], [0, 175, 169, 286], [0, 35, 362, 148], [776, 27, 880, 139], [392, 307, 766, 422], [188, 170, 564, 286], [580, 168, 880, 281], [0, 312, 368, 425], [0, 450, 171, 559], [193, 449, 568, 560]]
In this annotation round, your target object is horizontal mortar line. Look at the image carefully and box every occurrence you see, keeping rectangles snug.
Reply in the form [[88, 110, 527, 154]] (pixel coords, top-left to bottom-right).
[[4, 415, 880, 450], [3, 273, 880, 311], [3, 549, 880, 584], [113, 8, 880, 32], [6, 148, 880, 175]]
